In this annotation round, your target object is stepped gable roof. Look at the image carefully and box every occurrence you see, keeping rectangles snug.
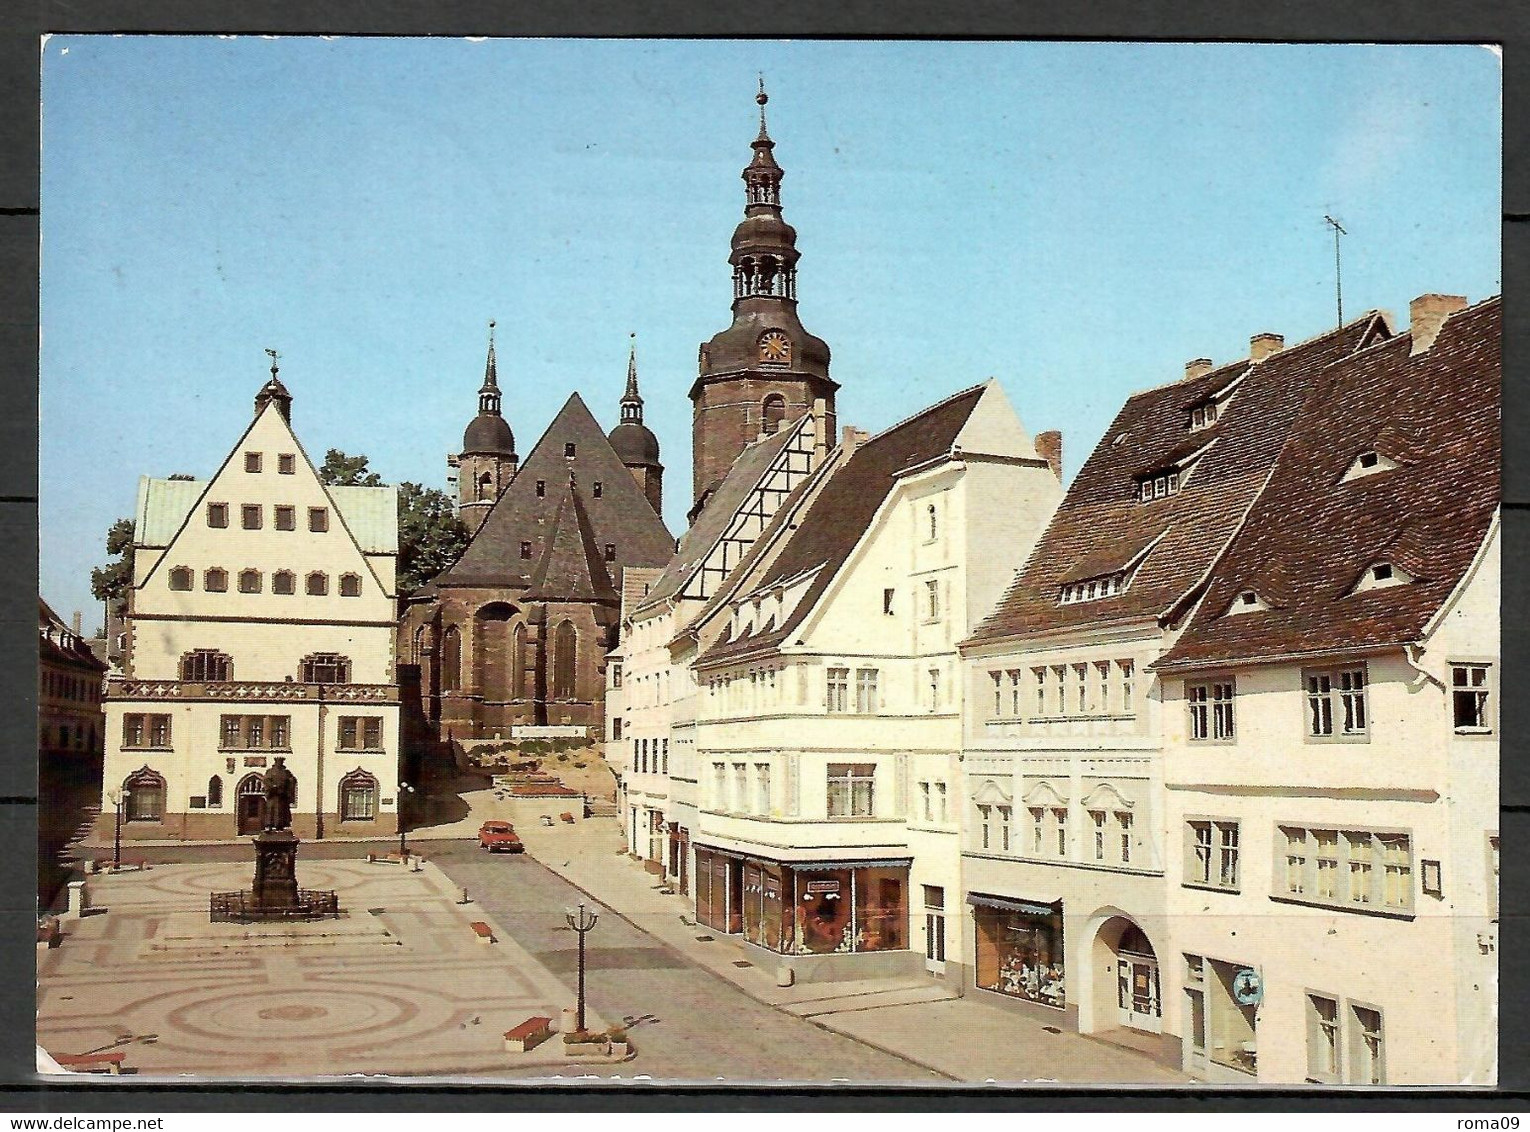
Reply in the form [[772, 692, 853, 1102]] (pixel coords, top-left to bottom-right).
[[965, 313, 1389, 647], [525, 475, 619, 604], [1158, 296, 1500, 671], [636, 417, 806, 615], [699, 384, 986, 667], [436, 393, 674, 590]]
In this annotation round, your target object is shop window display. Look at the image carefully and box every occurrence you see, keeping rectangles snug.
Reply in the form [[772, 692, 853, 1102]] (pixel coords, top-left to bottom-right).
[[973, 899, 1066, 1008]]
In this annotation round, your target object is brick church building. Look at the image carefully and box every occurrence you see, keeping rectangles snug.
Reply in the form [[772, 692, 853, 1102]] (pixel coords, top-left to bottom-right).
[[402, 82, 837, 742]]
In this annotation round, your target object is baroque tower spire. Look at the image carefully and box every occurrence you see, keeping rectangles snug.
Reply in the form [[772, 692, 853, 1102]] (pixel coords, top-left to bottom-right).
[[620, 332, 644, 424], [608, 332, 664, 517], [453, 319, 518, 534], [690, 80, 837, 512]]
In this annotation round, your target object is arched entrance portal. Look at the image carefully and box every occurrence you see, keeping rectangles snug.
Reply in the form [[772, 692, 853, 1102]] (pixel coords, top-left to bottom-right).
[[1092, 915, 1161, 1034], [236, 773, 265, 835]]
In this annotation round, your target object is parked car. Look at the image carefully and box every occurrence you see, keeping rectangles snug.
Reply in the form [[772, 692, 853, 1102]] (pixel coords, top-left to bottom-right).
[[478, 820, 523, 853]]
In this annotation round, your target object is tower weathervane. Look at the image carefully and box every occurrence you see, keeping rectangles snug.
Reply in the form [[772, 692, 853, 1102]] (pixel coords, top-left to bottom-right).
[[264, 347, 280, 377]]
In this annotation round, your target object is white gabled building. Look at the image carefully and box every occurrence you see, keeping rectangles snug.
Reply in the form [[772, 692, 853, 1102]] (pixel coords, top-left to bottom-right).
[[689, 381, 1062, 983], [607, 413, 822, 885], [102, 370, 402, 842]]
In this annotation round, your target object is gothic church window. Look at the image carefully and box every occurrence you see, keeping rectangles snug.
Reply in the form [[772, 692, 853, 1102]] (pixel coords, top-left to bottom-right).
[[441, 627, 461, 692], [553, 620, 578, 699]]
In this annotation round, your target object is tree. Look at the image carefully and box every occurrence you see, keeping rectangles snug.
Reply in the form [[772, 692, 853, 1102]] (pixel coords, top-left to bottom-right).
[[396, 482, 470, 596], [90, 517, 134, 613], [318, 449, 383, 487]]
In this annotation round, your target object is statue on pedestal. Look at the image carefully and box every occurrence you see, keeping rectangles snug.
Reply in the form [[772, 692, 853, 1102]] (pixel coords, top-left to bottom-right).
[[260, 756, 297, 831]]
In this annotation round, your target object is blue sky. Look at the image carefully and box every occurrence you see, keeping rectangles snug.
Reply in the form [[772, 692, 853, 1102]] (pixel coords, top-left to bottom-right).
[[40, 38, 1501, 628]]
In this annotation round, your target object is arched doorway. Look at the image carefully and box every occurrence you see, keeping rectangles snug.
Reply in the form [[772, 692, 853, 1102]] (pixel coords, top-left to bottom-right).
[[236, 773, 265, 835], [1091, 914, 1162, 1034]]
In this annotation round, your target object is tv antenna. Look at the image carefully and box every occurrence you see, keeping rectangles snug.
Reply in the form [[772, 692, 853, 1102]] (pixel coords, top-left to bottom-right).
[[1323, 215, 1347, 327]]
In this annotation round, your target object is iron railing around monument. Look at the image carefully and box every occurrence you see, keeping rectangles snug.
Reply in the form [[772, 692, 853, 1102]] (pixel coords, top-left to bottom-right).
[[209, 889, 340, 922]]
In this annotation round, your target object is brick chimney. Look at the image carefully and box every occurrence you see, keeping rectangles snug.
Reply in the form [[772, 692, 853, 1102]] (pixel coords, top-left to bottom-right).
[[71, 610, 82, 636], [1410, 293, 1468, 355], [1185, 358, 1214, 381], [1250, 333, 1285, 362], [1035, 430, 1063, 480], [841, 425, 870, 458]]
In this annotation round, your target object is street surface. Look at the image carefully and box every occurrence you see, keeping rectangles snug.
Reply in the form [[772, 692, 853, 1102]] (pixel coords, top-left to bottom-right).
[[425, 841, 947, 1083]]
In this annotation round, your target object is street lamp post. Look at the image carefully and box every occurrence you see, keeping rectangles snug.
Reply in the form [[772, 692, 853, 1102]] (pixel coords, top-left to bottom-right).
[[107, 788, 129, 869], [563, 901, 600, 1033], [397, 782, 415, 856]]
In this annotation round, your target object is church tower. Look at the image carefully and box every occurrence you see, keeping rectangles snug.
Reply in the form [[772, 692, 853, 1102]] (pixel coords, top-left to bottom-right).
[[607, 334, 664, 517], [691, 80, 837, 513], [452, 320, 518, 534]]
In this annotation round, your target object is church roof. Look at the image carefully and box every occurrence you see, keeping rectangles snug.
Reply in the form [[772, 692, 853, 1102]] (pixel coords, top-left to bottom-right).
[[434, 392, 674, 590], [525, 476, 619, 604]]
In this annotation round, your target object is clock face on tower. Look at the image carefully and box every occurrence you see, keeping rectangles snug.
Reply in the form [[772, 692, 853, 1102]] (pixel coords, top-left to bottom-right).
[[759, 331, 792, 366]]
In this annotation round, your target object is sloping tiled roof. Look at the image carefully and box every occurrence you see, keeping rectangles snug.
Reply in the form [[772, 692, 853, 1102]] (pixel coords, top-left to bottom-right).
[[436, 393, 675, 590], [525, 476, 618, 604], [134, 477, 396, 552], [964, 314, 1388, 647], [699, 384, 986, 666], [1157, 296, 1499, 670], [636, 417, 807, 614]]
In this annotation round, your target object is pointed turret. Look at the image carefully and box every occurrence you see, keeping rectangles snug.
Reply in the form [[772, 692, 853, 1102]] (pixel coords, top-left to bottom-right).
[[254, 349, 292, 422], [608, 334, 664, 517], [691, 80, 836, 510], [454, 320, 520, 534]]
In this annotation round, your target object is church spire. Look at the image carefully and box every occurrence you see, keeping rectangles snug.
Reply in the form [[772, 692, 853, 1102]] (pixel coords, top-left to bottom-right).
[[620, 333, 644, 424], [479, 319, 502, 416]]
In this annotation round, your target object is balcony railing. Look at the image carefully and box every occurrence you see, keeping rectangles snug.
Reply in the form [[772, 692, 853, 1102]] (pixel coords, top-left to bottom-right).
[[109, 678, 397, 703]]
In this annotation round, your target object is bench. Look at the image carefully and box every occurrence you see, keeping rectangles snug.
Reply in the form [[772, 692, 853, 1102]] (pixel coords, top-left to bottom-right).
[[469, 921, 495, 944], [54, 1052, 126, 1075], [559, 812, 575, 824], [503, 1016, 553, 1054]]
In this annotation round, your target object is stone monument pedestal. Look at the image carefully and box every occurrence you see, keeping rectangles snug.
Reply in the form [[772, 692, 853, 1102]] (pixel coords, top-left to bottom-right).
[[252, 829, 300, 910]]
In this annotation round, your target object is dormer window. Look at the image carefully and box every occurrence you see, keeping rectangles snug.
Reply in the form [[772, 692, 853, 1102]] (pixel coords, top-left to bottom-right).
[[1189, 402, 1218, 430], [1342, 449, 1401, 483], [1351, 561, 1414, 594], [1138, 470, 1180, 502], [1060, 571, 1129, 604], [1225, 589, 1272, 616]]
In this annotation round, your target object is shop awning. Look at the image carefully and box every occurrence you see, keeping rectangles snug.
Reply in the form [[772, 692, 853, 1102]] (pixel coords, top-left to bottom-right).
[[693, 836, 910, 868], [967, 891, 1062, 917]]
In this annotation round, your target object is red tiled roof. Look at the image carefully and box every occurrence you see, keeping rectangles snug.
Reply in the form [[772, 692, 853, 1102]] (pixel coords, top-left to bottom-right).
[[964, 314, 1388, 647], [1157, 296, 1500, 670], [699, 384, 986, 667]]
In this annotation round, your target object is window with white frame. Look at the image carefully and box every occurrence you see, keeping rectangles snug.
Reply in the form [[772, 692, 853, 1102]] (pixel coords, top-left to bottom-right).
[[855, 667, 879, 714], [1118, 659, 1135, 714], [712, 762, 726, 809], [1185, 818, 1239, 890], [1073, 664, 1088, 713], [1277, 825, 1413, 914], [1008, 670, 1023, 716], [928, 668, 941, 712], [935, 781, 948, 822], [1306, 993, 1340, 1084], [826, 667, 849, 713], [1033, 667, 1047, 716], [919, 781, 932, 822], [733, 763, 747, 812], [1116, 810, 1133, 864], [754, 762, 771, 815], [977, 803, 992, 850], [1052, 807, 1069, 856], [1090, 809, 1106, 861], [1052, 665, 1067, 714], [1349, 1004, 1385, 1085], [1451, 663, 1493, 732], [925, 579, 941, 621], [827, 763, 875, 818], [1306, 666, 1368, 737], [1188, 679, 1236, 740], [997, 804, 1012, 852], [990, 671, 1003, 716], [1029, 806, 1045, 855]]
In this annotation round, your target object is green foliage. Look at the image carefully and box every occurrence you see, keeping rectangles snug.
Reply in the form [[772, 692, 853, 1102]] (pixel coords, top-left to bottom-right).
[[396, 481, 471, 596], [90, 517, 134, 610], [317, 449, 383, 487]]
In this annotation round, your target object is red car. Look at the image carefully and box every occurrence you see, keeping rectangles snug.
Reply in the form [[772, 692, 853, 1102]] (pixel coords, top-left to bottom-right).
[[477, 820, 523, 853]]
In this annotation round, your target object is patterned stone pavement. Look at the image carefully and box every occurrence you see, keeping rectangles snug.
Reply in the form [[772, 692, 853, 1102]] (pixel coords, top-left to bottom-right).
[[36, 858, 609, 1080]]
